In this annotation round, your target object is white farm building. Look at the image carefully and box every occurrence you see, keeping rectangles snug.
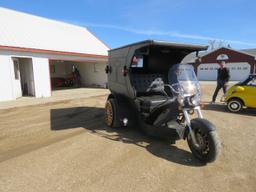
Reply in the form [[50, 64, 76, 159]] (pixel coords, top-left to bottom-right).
[[0, 7, 109, 102]]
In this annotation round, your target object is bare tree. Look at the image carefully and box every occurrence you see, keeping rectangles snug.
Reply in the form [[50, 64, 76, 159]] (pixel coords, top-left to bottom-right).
[[208, 39, 231, 50], [217, 40, 226, 48], [208, 39, 217, 50]]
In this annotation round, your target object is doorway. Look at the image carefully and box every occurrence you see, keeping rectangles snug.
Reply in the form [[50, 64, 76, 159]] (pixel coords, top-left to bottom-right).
[[13, 57, 35, 98]]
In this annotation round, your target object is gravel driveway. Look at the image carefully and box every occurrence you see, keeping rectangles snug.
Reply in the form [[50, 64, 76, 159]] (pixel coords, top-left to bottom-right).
[[0, 85, 255, 192]]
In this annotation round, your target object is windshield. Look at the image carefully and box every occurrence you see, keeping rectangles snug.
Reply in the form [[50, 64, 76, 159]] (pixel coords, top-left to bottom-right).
[[168, 64, 200, 97]]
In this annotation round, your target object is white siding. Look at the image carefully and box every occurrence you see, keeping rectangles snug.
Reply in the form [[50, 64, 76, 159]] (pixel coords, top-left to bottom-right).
[[0, 49, 107, 102], [0, 55, 15, 101], [32, 58, 51, 98], [79, 63, 107, 87]]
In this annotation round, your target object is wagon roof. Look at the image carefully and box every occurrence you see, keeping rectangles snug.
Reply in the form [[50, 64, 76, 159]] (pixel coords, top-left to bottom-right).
[[109, 40, 208, 52]]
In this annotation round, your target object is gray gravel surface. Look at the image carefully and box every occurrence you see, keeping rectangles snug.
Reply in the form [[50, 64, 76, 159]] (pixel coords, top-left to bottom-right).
[[0, 85, 255, 192]]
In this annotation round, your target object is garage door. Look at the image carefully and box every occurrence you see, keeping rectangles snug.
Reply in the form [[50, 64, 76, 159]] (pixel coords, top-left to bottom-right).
[[197, 62, 251, 81], [227, 63, 251, 81]]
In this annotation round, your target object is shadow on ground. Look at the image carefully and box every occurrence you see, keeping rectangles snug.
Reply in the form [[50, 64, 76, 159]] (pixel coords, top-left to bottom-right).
[[202, 103, 256, 116], [51, 106, 205, 167]]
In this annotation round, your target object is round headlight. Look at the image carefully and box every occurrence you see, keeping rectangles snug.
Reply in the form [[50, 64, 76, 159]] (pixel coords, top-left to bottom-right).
[[190, 94, 200, 106]]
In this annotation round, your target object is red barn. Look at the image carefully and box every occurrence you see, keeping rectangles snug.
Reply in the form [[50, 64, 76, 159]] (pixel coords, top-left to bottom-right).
[[183, 47, 256, 81]]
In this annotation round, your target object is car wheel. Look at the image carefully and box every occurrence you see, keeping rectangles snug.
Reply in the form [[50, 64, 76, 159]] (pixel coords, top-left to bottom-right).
[[227, 99, 243, 112]]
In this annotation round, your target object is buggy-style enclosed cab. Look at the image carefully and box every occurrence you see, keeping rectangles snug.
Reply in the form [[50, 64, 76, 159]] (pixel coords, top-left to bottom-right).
[[107, 40, 207, 99], [105, 40, 221, 163]]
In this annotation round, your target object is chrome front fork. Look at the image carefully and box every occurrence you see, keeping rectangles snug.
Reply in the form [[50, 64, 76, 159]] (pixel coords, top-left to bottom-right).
[[182, 106, 203, 146]]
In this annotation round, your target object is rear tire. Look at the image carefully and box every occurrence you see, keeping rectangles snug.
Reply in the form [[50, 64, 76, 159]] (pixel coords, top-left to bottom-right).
[[227, 99, 243, 112], [105, 98, 120, 128], [187, 120, 221, 163]]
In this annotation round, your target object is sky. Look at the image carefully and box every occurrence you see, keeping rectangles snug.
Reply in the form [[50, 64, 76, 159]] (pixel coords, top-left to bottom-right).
[[0, 0, 256, 49]]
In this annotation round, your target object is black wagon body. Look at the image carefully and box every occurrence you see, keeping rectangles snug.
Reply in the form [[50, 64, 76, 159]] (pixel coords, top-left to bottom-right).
[[106, 40, 207, 137]]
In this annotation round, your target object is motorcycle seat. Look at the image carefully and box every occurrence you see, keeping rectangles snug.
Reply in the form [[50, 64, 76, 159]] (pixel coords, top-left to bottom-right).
[[138, 95, 170, 113]]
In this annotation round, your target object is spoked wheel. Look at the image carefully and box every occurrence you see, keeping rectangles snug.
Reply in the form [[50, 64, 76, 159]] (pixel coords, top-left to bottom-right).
[[104, 98, 120, 128], [105, 100, 114, 126], [227, 99, 243, 112], [187, 119, 221, 163]]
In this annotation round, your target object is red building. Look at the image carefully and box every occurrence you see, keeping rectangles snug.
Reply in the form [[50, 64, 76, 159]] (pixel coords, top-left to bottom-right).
[[183, 47, 256, 81]]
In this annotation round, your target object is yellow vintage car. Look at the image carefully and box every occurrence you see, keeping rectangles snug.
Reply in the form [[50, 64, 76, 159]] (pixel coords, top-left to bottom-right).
[[225, 74, 256, 112]]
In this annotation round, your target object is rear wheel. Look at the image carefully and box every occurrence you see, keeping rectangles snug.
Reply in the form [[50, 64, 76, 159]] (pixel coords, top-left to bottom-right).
[[227, 99, 243, 112], [105, 98, 120, 128], [187, 120, 221, 163]]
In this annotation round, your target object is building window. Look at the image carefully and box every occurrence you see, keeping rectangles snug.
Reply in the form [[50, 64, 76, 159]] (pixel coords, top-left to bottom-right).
[[13, 59, 19, 80], [94, 63, 99, 72]]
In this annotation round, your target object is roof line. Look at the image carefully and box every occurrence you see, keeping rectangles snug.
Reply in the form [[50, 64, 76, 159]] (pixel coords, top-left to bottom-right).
[[0, 45, 108, 59], [110, 39, 208, 52], [202, 46, 256, 58], [86, 27, 111, 50], [238, 49, 256, 58]]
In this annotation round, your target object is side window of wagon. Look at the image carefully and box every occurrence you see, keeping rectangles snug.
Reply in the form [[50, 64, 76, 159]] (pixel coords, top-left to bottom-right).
[[247, 77, 256, 86], [131, 56, 143, 68]]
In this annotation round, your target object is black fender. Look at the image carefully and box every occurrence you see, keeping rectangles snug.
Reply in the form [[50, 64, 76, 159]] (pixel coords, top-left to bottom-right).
[[184, 118, 216, 139], [106, 93, 138, 127], [107, 93, 133, 111]]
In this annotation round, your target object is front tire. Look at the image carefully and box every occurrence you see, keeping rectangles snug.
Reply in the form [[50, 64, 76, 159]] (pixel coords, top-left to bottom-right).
[[187, 119, 221, 163], [227, 99, 243, 112]]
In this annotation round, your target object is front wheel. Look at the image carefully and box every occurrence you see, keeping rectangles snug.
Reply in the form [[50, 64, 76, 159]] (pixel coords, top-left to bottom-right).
[[227, 99, 243, 112], [187, 119, 221, 163]]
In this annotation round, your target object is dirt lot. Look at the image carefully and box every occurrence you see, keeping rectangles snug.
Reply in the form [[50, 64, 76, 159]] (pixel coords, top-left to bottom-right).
[[0, 85, 255, 192]]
